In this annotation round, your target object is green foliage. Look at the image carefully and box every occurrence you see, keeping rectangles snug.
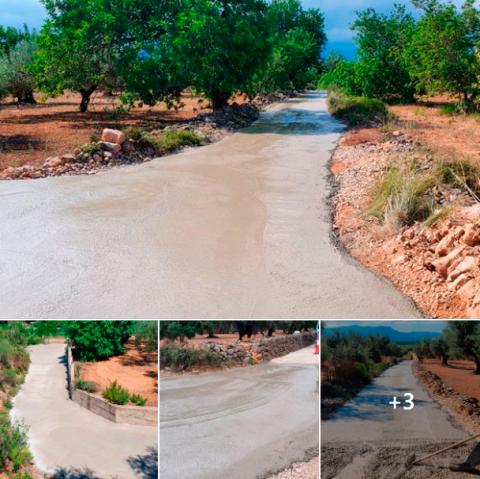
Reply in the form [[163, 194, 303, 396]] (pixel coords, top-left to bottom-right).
[[65, 321, 133, 362], [80, 142, 102, 155], [142, 130, 202, 153], [160, 344, 222, 371], [406, 0, 480, 107], [317, 54, 359, 96], [160, 321, 200, 342], [132, 321, 158, 353], [0, 412, 32, 472], [352, 5, 416, 102], [102, 380, 130, 405], [327, 90, 388, 126], [130, 393, 147, 406], [75, 379, 99, 393], [0, 38, 37, 103], [34, 0, 124, 112], [321, 330, 402, 402], [167, 0, 271, 109], [256, 0, 326, 94]]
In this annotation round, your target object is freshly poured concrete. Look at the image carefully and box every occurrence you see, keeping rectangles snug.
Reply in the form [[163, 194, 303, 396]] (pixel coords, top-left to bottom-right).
[[0, 92, 419, 318], [11, 343, 157, 479], [160, 346, 319, 479]]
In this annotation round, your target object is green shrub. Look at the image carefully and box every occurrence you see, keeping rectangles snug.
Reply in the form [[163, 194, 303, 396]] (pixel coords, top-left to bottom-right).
[[75, 379, 99, 394], [133, 321, 158, 353], [160, 344, 222, 371], [124, 126, 146, 141], [142, 130, 202, 153], [102, 380, 130, 405], [328, 90, 388, 126], [0, 414, 31, 472], [3, 398, 12, 410], [80, 142, 102, 155], [2, 369, 17, 388], [353, 362, 369, 382], [65, 321, 133, 362], [0, 340, 13, 368], [130, 393, 147, 406]]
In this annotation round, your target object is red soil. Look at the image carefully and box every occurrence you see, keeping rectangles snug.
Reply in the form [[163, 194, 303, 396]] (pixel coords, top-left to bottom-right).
[[390, 97, 480, 164], [79, 341, 158, 406], [423, 358, 480, 401], [0, 90, 215, 170]]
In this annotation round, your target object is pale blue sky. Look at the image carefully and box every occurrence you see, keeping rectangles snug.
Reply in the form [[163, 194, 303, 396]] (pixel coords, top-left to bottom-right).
[[0, 0, 470, 58]]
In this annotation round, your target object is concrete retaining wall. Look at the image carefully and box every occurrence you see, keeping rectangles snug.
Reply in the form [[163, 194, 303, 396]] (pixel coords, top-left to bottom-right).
[[73, 389, 157, 426], [202, 331, 315, 363], [66, 344, 157, 426]]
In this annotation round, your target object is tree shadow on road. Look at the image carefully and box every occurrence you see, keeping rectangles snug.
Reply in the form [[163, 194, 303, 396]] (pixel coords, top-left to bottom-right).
[[128, 447, 158, 479], [51, 467, 102, 479]]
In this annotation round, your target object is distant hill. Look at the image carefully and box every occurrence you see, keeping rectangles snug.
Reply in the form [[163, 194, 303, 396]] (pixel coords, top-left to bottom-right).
[[323, 325, 440, 343]]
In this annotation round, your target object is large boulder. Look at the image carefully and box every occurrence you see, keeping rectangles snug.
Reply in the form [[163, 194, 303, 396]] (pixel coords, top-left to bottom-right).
[[101, 128, 126, 145]]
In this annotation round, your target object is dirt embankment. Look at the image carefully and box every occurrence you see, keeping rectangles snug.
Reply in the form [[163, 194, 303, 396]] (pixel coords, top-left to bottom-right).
[[414, 360, 480, 433], [331, 102, 480, 318]]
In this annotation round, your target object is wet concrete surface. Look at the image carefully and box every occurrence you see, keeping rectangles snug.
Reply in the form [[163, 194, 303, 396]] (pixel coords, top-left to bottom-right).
[[160, 348, 319, 479], [11, 343, 158, 479], [322, 361, 468, 478], [1, 92, 419, 318]]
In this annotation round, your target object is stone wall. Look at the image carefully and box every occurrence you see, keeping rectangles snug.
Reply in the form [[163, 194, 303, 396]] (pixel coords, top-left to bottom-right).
[[201, 331, 315, 364]]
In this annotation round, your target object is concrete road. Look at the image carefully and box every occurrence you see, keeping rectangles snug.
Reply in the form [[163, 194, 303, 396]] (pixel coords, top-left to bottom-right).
[[11, 343, 158, 479], [0, 92, 419, 318], [322, 361, 467, 478], [160, 346, 319, 479]]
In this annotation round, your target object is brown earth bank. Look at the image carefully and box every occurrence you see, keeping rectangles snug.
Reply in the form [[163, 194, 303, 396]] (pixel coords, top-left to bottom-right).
[[0, 90, 289, 180], [422, 359, 480, 402], [331, 100, 480, 318], [78, 340, 158, 406], [415, 360, 480, 433]]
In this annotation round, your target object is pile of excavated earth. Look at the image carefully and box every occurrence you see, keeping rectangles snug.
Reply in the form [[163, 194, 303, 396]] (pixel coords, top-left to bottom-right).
[[0, 102, 260, 180], [332, 129, 480, 318]]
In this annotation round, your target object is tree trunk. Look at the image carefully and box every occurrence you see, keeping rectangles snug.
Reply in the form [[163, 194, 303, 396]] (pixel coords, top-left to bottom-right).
[[474, 356, 480, 374], [79, 86, 96, 113], [442, 355, 448, 366], [211, 90, 229, 110], [17, 90, 36, 104]]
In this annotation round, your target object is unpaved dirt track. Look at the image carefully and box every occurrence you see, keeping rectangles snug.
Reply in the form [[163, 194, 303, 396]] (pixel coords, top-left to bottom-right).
[[11, 343, 157, 479], [160, 346, 318, 479], [0, 92, 419, 318], [322, 360, 471, 479]]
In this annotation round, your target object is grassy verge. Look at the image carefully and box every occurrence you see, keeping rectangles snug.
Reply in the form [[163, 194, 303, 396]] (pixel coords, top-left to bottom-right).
[[367, 157, 480, 232], [327, 90, 389, 126], [0, 323, 36, 478], [160, 344, 223, 372]]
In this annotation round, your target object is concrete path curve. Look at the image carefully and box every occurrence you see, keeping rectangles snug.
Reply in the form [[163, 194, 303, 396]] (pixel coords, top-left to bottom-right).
[[11, 342, 158, 479], [0, 92, 419, 318], [160, 345, 319, 479]]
